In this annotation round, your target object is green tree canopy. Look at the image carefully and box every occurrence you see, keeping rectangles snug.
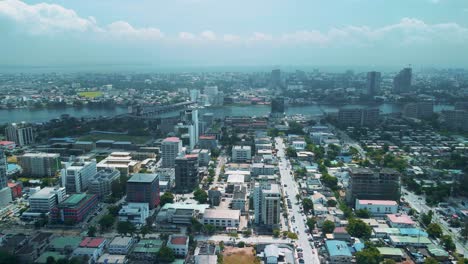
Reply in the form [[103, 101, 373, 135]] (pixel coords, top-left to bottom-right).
[[346, 218, 372, 239], [157, 246, 176, 263], [322, 220, 335, 234], [355, 247, 382, 264], [160, 192, 175, 206]]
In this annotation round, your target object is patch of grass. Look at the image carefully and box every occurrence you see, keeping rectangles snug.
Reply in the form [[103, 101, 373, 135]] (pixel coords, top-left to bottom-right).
[[78, 91, 103, 98], [79, 134, 150, 144]]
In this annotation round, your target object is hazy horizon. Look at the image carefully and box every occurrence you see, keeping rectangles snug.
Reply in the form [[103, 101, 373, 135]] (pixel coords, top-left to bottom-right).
[[1, 0, 468, 68]]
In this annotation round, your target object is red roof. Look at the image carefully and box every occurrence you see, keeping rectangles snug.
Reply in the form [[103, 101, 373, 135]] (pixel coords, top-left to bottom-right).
[[164, 137, 180, 142], [170, 236, 188, 245], [358, 200, 398, 206], [185, 154, 198, 158], [80, 237, 106, 248], [199, 135, 215, 140], [0, 141, 15, 145], [333, 227, 348, 234]]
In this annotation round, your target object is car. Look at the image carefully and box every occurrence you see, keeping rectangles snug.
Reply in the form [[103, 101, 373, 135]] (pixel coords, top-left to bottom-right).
[[298, 258, 305, 263]]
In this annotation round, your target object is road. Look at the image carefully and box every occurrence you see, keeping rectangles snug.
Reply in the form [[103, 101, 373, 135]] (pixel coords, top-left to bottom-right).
[[195, 234, 291, 244], [275, 137, 320, 264], [330, 124, 367, 160], [402, 187, 468, 255]]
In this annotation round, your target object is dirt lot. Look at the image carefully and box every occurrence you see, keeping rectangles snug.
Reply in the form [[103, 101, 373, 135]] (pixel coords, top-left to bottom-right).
[[223, 246, 257, 264]]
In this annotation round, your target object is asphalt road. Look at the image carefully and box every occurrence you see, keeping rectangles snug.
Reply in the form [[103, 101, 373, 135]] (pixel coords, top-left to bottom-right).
[[275, 137, 321, 264]]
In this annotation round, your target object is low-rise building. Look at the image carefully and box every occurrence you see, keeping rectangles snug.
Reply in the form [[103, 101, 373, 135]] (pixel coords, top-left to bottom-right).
[[156, 203, 209, 224], [203, 209, 240, 228], [118, 203, 149, 225], [355, 199, 398, 216], [167, 235, 189, 257], [29, 187, 65, 213], [97, 254, 128, 264], [131, 238, 164, 261], [389, 235, 431, 247], [386, 214, 416, 228], [97, 152, 140, 177], [50, 193, 98, 224], [108, 236, 135, 255], [73, 237, 107, 263], [325, 240, 352, 264], [232, 146, 251, 163]]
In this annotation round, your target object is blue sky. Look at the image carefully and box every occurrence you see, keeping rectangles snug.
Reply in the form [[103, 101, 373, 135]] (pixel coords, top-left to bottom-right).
[[1, 0, 468, 68]]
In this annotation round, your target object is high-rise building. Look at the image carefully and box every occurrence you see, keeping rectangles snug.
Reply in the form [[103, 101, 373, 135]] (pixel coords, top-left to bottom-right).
[[5, 122, 35, 146], [175, 154, 199, 193], [62, 159, 97, 194], [337, 108, 380, 127], [50, 193, 98, 223], [393, 67, 412, 93], [29, 187, 66, 213], [271, 97, 285, 114], [88, 169, 120, 199], [126, 173, 160, 209], [17, 153, 61, 178], [161, 137, 182, 168], [253, 183, 280, 228], [442, 110, 468, 132], [203, 86, 223, 106], [366, 71, 381, 96], [190, 89, 200, 102], [403, 102, 434, 119], [270, 69, 281, 89], [175, 109, 199, 150], [0, 149, 7, 188], [346, 167, 400, 205]]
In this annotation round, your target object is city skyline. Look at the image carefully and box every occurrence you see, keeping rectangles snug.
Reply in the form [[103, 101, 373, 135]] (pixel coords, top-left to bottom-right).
[[1, 0, 468, 67]]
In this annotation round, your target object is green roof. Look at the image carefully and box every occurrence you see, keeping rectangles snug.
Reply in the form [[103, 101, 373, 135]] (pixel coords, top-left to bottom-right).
[[377, 247, 404, 257], [36, 251, 66, 264], [427, 244, 449, 257], [50, 236, 82, 250], [389, 235, 431, 244], [59, 194, 95, 209], [132, 239, 164, 254]]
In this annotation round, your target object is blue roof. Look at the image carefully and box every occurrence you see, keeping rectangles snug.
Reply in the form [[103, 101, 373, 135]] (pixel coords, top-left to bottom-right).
[[399, 228, 428, 237], [326, 240, 352, 257], [353, 243, 365, 252], [7, 164, 20, 173]]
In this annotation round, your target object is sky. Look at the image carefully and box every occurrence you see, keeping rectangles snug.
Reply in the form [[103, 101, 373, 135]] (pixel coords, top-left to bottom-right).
[[1, 0, 468, 69]]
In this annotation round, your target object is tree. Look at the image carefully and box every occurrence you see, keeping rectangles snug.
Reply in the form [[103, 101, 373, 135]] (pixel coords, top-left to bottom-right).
[[108, 205, 121, 216], [273, 229, 280, 237], [243, 229, 252, 237], [157, 246, 175, 263], [326, 199, 337, 207], [302, 198, 314, 213], [98, 214, 115, 232], [46, 256, 56, 264], [355, 247, 382, 264], [117, 221, 136, 236], [306, 217, 317, 231], [160, 192, 175, 206], [193, 188, 208, 204], [204, 224, 216, 235], [461, 221, 468, 241], [421, 211, 433, 226], [190, 218, 203, 234], [355, 209, 371, 218], [237, 241, 245, 248], [0, 250, 18, 264], [87, 226, 97, 237], [346, 218, 372, 239], [140, 225, 151, 238], [424, 257, 439, 264], [322, 220, 335, 234], [426, 223, 442, 238], [441, 235, 456, 251]]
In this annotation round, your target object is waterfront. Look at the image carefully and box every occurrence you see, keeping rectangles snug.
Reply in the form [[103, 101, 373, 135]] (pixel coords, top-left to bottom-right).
[[0, 103, 454, 124]]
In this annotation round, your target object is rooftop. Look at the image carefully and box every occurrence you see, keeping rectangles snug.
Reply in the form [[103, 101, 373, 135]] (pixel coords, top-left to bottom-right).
[[326, 240, 352, 257], [97, 254, 127, 264], [203, 209, 241, 219], [80, 237, 106, 248], [50, 236, 82, 249], [387, 214, 415, 225], [128, 173, 158, 183], [163, 137, 180, 143], [377, 247, 404, 257], [110, 236, 134, 246], [357, 199, 398, 206], [169, 235, 188, 245], [29, 187, 62, 200]]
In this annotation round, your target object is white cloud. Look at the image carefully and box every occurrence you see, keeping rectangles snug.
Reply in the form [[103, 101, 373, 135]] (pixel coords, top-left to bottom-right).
[[200, 30, 217, 41], [0, 0, 467, 48]]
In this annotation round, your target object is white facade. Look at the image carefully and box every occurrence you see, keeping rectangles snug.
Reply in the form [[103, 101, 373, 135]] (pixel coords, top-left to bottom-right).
[[232, 146, 251, 163], [29, 187, 66, 212], [0, 187, 12, 206], [5, 123, 34, 146], [355, 199, 398, 216], [161, 137, 182, 168], [203, 209, 240, 228], [118, 203, 149, 225], [291, 140, 306, 150], [108, 236, 135, 255], [62, 160, 97, 193], [253, 183, 280, 226], [251, 163, 275, 176], [167, 235, 189, 257]]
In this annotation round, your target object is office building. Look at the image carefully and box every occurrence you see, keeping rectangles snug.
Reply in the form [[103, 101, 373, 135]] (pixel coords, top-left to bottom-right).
[[88, 169, 120, 199], [190, 89, 200, 102], [0, 149, 7, 188], [62, 159, 97, 194], [126, 173, 160, 209], [231, 185, 247, 212], [393, 67, 412, 93], [253, 183, 281, 228], [442, 110, 468, 132], [161, 137, 182, 168], [29, 187, 65, 213], [270, 69, 281, 89], [191, 149, 210, 166], [198, 135, 218, 150], [17, 153, 60, 178], [50, 193, 98, 223], [403, 102, 434, 119], [175, 154, 199, 193], [337, 108, 379, 127], [5, 122, 35, 146], [118, 203, 149, 225], [346, 167, 400, 205], [271, 97, 285, 114], [232, 145, 251, 163], [203, 86, 223, 106], [366, 71, 381, 96], [176, 109, 199, 150]]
